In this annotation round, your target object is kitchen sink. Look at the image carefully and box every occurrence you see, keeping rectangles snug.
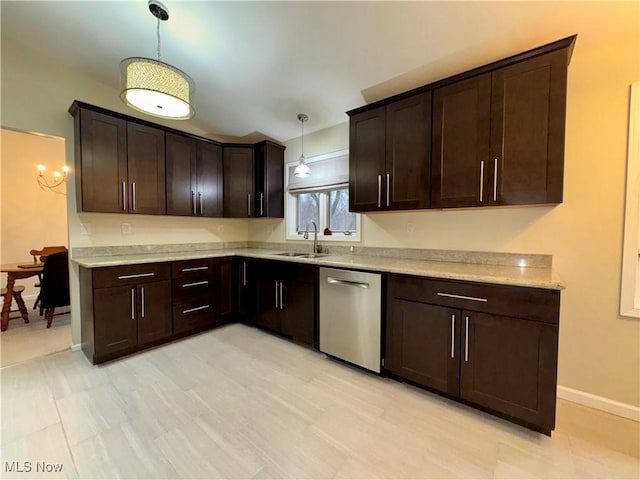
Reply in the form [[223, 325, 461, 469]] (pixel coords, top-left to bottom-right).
[[274, 252, 307, 257], [297, 253, 329, 259]]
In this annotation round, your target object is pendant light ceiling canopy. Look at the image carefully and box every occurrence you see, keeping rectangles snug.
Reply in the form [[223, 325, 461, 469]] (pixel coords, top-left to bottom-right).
[[294, 113, 311, 178], [120, 1, 195, 120]]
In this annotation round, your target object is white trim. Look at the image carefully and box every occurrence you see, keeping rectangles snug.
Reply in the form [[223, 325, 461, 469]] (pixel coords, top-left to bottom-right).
[[557, 385, 640, 422], [71, 344, 82, 352], [620, 82, 640, 318]]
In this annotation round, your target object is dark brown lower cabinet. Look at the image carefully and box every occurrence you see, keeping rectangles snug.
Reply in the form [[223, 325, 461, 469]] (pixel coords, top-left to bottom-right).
[[80, 263, 172, 364], [385, 274, 560, 434], [253, 260, 316, 346]]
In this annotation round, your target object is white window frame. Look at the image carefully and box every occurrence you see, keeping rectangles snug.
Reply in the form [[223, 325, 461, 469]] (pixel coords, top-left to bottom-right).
[[285, 149, 361, 242], [620, 82, 640, 318]]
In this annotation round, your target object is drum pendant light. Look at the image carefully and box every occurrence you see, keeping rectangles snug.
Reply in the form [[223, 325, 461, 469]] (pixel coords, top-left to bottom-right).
[[294, 113, 311, 178], [120, 1, 195, 120]]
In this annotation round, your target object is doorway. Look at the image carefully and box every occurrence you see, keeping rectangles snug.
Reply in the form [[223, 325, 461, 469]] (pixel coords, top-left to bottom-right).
[[0, 127, 71, 367]]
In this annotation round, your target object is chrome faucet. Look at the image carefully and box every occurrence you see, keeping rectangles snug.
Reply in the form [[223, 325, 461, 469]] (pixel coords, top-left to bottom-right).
[[303, 221, 321, 254]]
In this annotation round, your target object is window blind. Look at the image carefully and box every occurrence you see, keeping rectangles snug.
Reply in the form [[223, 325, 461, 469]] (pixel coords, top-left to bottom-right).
[[287, 153, 349, 193]]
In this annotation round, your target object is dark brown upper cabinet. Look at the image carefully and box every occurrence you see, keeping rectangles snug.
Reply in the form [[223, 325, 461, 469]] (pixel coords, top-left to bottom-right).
[[255, 141, 285, 218], [349, 92, 432, 212], [166, 133, 223, 217], [223, 146, 255, 218], [72, 106, 165, 215], [433, 49, 569, 207], [348, 35, 575, 212]]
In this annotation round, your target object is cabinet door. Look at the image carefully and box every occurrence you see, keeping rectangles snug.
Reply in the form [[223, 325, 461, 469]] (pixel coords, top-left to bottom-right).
[[197, 141, 223, 217], [127, 122, 166, 214], [432, 74, 491, 208], [137, 280, 172, 345], [223, 147, 255, 217], [280, 269, 315, 346], [78, 109, 127, 213], [386, 93, 432, 210], [459, 311, 558, 433], [255, 279, 281, 331], [256, 142, 285, 218], [216, 257, 235, 319], [349, 106, 386, 212], [94, 285, 137, 357], [385, 298, 460, 396], [166, 132, 196, 216], [237, 259, 256, 318], [490, 50, 568, 205]]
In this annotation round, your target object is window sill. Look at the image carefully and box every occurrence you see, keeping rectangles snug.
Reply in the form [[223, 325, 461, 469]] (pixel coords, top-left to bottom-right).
[[285, 233, 361, 242]]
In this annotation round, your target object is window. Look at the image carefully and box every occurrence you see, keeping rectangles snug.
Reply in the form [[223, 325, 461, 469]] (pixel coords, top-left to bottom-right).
[[621, 82, 640, 318], [286, 149, 360, 241]]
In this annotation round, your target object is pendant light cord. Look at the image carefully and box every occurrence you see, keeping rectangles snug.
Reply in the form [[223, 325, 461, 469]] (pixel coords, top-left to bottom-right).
[[156, 16, 162, 61], [300, 119, 304, 160]]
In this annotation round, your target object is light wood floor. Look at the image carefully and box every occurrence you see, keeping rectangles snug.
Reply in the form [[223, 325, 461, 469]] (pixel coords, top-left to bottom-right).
[[1, 323, 638, 479]]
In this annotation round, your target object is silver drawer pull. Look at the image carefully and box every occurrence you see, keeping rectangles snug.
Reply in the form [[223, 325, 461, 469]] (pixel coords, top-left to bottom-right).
[[182, 280, 209, 288], [182, 305, 210, 314], [450, 314, 455, 359], [181, 266, 209, 272], [327, 277, 369, 289], [437, 292, 487, 303], [118, 272, 155, 280]]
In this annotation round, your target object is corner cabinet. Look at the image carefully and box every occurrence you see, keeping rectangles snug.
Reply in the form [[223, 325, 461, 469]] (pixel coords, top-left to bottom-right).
[[71, 106, 165, 215], [223, 147, 255, 218], [349, 92, 432, 212], [255, 141, 285, 218], [385, 274, 560, 435]]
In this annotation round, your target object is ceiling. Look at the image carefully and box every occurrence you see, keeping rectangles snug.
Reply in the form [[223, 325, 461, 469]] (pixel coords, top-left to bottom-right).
[[1, 1, 636, 142]]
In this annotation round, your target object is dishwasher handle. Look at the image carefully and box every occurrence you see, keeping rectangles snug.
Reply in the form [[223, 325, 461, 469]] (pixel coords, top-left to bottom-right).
[[327, 277, 369, 289]]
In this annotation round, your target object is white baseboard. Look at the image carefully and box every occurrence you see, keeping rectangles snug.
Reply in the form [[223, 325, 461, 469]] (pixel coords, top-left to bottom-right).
[[71, 344, 81, 352], [557, 385, 640, 422]]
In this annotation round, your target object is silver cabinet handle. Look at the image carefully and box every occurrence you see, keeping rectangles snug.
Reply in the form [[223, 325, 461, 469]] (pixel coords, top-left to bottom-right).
[[464, 316, 470, 362], [130, 288, 135, 320], [131, 182, 136, 211], [122, 181, 127, 212], [479, 161, 484, 202], [279, 281, 284, 310], [327, 277, 370, 289], [451, 314, 456, 359], [247, 194, 252, 217], [260, 193, 264, 216], [493, 158, 498, 202], [437, 292, 487, 303], [243, 261, 247, 287], [181, 280, 209, 288], [181, 266, 209, 272], [118, 272, 155, 280], [199, 191, 203, 216], [141, 286, 145, 318], [386, 173, 390, 207], [275, 281, 279, 309], [377, 175, 382, 208], [183, 304, 210, 314]]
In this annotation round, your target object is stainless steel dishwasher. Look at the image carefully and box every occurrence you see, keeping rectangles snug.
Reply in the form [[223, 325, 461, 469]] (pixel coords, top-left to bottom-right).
[[319, 267, 382, 373]]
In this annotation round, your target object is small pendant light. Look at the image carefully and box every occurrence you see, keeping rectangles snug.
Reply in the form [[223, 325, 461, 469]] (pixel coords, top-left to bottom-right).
[[294, 113, 311, 178]]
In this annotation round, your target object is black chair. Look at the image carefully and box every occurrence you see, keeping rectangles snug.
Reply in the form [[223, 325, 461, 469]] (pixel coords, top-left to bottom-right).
[[40, 251, 70, 328]]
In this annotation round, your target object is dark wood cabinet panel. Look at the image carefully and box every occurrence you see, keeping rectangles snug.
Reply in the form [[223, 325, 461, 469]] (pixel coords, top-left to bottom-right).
[[280, 273, 315, 345], [197, 141, 223, 217], [93, 285, 138, 358], [137, 281, 172, 345], [76, 109, 128, 213], [386, 299, 460, 396], [166, 133, 197, 216], [386, 92, 432, 210], [490, 50, 568, 205], [256, 278, 281, 331], [459, 311, 558, 432], [173, 301, 215, 335], [349, 106, 386, 212], [216, 257, 235, 319], [171, 258, 216, 336], [127, 122, 166, 215], [237, 258, 256, 318], [223, 147, 255, 217], [432, 75, 491, 208], [255, 141, 285, 218]]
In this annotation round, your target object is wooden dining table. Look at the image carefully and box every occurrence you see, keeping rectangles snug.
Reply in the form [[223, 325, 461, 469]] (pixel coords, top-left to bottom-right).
[[1, 262, 44, 331]]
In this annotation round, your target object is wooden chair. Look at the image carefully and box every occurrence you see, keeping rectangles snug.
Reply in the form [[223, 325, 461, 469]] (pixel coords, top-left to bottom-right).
[[29, 246, 67, 314], [0, 285, 30, 324], [39, 251, 70, 328]]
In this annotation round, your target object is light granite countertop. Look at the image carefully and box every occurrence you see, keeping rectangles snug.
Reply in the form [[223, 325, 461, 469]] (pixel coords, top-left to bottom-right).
[[72, 247, 564, 290]]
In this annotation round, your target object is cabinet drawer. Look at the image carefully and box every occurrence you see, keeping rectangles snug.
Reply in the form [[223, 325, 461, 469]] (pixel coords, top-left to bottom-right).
[[388, 274, 559, 324], [172, 258, 215, 279], [172, 278, 215, 305], [173, 301, 215, 335], [93, 263, 170, 288]]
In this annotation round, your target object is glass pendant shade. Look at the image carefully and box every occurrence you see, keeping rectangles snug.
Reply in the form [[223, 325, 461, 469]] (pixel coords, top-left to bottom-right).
[[294, 155, 311, 178], [120, 57, 195, 119]]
